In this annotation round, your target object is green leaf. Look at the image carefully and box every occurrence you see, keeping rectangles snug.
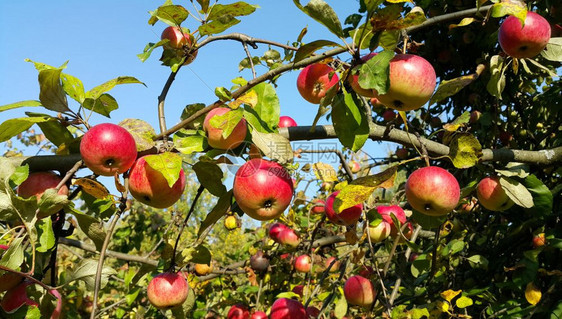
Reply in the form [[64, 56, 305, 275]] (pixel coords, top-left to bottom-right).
[[456, 296, 474, 308], [38, 188, 69, 218], [118, 118, 157, 152], [331, 91, 369, 152], [193, 161, 226, 197], [441, 239, 465, 256], [448, 133, 482, 169], [64, 258, 116, 290], [0, 116, 54, 143], [148, 5, 189, 26], [490, 2, 526, 23], [9, 165, 29, 187], [82, 94, 118, 118], [36, 217, 55, 253], [411, 254, 430, 278], [487, 55, 506, 99], [363, 0, 384, 12], [357, 50, 394, 94], [495, 162, 530, 178], [144, 152, 183, 188], [66, 207, 106, 251], [411, 210, 446, 229], [293, 0, 344, 38], [0, 100, 42, 113], [209, 108, 245, 139], [430, 73, 479, 105], [334, 296, 348, 319], [199, 2, 258, 36], [38, 68, 70, 112], [251, 131, 293, 164], [61, 73, 85, 103], [215, 87, 233, 102], [25, 58, 65, 71], [378, 30, 400, 51], [294, 40, 342, 63], [348, 24, 376, 50], [137, 39, 168, 63], [28, 112, 74, 147], [467, 255, 489, 270], [184, 245, 212, 264], [500, 176, 534, 209], [197, 0, 210, 13], [243, 82, 280, 133], [86, 76, 145, 100], [173, 129, 207, 154], [180, 103, 207, 130], [523, 174, 553, 215], [126, 287, 141, 306], [198, 190, 232, 237], [541, 37, 562, 62], [0, 237, 24, 270]]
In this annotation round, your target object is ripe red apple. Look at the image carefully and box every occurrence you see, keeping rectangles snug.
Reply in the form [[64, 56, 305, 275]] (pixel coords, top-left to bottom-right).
[[80, 123, 137, 176], [324, 256, 340, 272], [270, 298, 307, 319], [344, 275, 376, 307], [367, 220, 391, 243], [310, 198, 325, 214], [17, 171, 70, 218], [250, 251, 269, 272], [128, 156, 186, 208], [382, 110, 397, 122], [227, 304, 250, 319], [306, 306, 320, 318], [292, 284, 305, 297], [278, 116, 297, 128], [532, 233, 546, 248], [224, 215, 239, 230], [377, 205, 407, 236], [278, 228, 301, 248], [405, 166, 460, 216], [349, 160, 361, 174], [358, 266, 374, 278], [0, 281, 39, 313], [269, 223, 289, 242], [294, 254, 312, 273], [204, 107, 248, 150], [0, 246, 23, 292], [296, 63, 340, 104], [161, 26, 197, 65], [374, 54, 436, 111], [349, 53, 377, 97], [498, 12, 551, 58], [194, 263, 213, 276], [233, 158, 294, 221], [147, 272, 189, 309], [476, 176, 514, 211], [251, 311, 268, 319], [325, 191, 363, 226], [458, 197, 478, 213]]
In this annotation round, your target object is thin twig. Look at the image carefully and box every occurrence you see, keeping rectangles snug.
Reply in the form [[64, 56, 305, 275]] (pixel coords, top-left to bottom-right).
[[170, 185, 204, 269]]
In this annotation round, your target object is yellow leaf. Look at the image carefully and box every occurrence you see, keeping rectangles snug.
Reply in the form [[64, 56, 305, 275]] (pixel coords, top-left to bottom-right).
[[312, 162, 338, 182], [525, 282, 541, 306], [440, 289, 462, 302], [229, 90, 258, 109], [449, 17, 475, 30], [74, 178, 110, 199], [436, 300, 449, 313]]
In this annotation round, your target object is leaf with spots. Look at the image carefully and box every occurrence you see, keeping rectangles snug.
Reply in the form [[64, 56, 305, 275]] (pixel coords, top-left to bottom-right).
[[334, 166, 396, 211], [119, 118, 157, 152], [448, 133, 482, 169]]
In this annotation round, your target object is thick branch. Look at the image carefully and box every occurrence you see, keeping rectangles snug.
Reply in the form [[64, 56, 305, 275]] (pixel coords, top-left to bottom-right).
[[196, 33, 299, 52], [58, 238, 158, 267], [406, 5, 493, 34]]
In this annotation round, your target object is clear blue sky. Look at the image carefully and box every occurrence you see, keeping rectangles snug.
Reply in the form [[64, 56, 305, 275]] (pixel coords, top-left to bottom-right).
[[0, 1, 393, 181]]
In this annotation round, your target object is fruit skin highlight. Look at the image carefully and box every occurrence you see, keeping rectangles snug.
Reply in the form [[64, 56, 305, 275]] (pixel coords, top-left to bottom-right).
[[296, 63, 340, 104], [147, 272, 189, 309], [344, 275, 377, 307], [498, 12, 551, 58], [405, 166, 460, 216]]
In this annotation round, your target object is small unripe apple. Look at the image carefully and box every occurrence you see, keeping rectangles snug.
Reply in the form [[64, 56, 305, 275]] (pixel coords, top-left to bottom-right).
[[233, 159, 294, 221], [294, 254, 312, 273], [297, 63, 340, 104], [0, 281, 39, 313], [476, 176, 514, 211], [251, 311, 268, 319], [278, 228, 300, 248], [532, 233, 546, 248], [325, 191, 363, 226], [224, 215, 239, 230], [268, 223, 289, 242], [250, 251, 270, 272], [349, 160, 361, 174], [344, 275, 376, 307], [128, 156, 186, 209], [227, 304, 250, 319], [349, 53, 378, 97], [194, 263, 213, 276], [80, 123, 138, 176], [204, 107, 248, 150], [270, 298, 307, 319], [310, 198, 325, 214], [498, 12, 551, 58], [405, 166, 460, 216], [17, 171, 69, 219], [147, 272, 189, 309], [278, 116, 297, 128]]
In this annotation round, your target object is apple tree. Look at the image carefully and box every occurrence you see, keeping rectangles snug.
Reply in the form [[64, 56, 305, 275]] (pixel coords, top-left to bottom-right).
[[0, 0, 561, 318]]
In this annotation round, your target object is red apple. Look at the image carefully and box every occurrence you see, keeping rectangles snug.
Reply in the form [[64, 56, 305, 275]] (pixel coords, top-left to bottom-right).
[[344, 275, 376, 307], [269, 223, 289, 242], [498, 12, 551, 58], [499, 131, 513, 146], [251, 311, 268, 319], [310, 198, 325, 214], [358, 266, 374, 278], [17, 171, 69, 218], [278, 228, 300, 248], [128, 156, 186, 209], [532, 233, 546, 248], [374, 54, 436, 111], [306, 306, 321, 318], [250, 251, 270, 272], [476, 176, 514, 211], [349, 53, 378, 97], [0, 246, 22, 292], [80, 123, 137, 176], [227, 304, 250, 319], [320, 181, 334, 192], [270, 298, 307, 319], [458, 197, 478, 213], [0, 281, 39, 313], [233, 159, 294, 221], [278, 116, 297, 128], [325, 191, 363, 226], [377, 205, 407, 236], [405, 166, 460, 216], [349, 160, 361, 174], [203, 107, 248, 150], [224, 215, 239, 230], [296, 63, 340, 104], [367, 220, 391, 243], [194, 263, 213, 276], [147, 272, 189, 309], [382, 110, 397, 122], [324, 256, 340, 273], [294, 254, 312, 273], [161, 26, 197, 65], [469, 110, 481, 123], [292, 285, 305, 297]]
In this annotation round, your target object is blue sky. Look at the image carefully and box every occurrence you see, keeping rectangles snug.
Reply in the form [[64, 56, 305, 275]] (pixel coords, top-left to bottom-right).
[[0, 1, 393, 184]]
